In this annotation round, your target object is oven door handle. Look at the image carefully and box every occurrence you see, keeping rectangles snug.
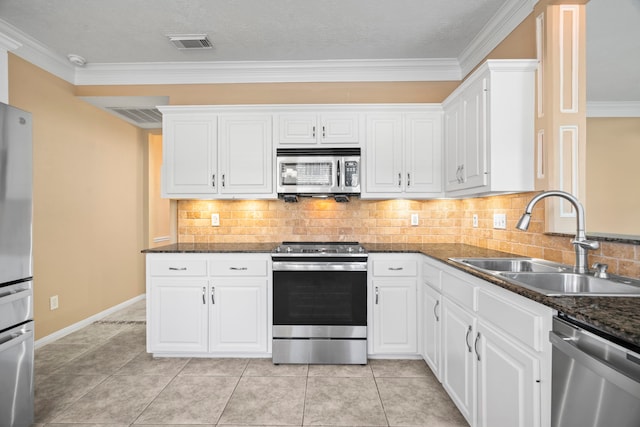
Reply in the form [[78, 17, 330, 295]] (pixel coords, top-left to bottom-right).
[[272, 261, 367, 272]]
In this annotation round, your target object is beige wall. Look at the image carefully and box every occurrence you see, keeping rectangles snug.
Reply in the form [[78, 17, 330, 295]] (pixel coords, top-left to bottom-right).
[[148, 133, 172, 247], [586, 117, 640, 235], [8, 54, 147, 339]]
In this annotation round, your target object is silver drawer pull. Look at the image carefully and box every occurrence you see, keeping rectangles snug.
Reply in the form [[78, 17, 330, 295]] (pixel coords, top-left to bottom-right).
[[230, 267, 248, 271], [388, 267, 404, 271], [465, 325, 472, 353], [434, 300, 440, 322], [169, 267, 187, 271], [202, 287, 206, 304]]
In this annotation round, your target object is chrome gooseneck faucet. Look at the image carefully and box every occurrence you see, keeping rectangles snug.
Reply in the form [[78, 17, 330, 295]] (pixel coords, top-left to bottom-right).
[[516, 191, 599, 274]]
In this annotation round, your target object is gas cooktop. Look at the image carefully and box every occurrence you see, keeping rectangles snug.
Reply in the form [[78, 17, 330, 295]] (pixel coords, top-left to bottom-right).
[[272, 241, 367, 257]]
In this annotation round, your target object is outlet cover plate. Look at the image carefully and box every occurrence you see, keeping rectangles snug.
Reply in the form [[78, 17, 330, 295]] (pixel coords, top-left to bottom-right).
[[211, 213, 220, 226], [493, 213, 507, 229], [411, 213, 419, 226], [472, 214, 478, 228]]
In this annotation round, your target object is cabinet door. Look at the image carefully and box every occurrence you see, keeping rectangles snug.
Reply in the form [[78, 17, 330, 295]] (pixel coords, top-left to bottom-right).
[[162, 114, 217, 196], [371, 278, 417, 354], [444, 101, 464, 191], [461, 76, 488, 190], [405, 113, 442, 194], [442, 297, 476, 425], [209, 278, 268, 353], [218, 114, 273, 195], [320, 113, 360, 144], [148, 278, 208, 353], [277, 113, 318, 145], [422, 283, 442, 379], [476, 320, 541, 427], [365, 114, 403, 194]]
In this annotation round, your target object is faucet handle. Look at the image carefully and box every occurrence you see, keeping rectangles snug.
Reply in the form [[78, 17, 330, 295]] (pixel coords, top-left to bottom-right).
[[592, 262, 609, 279], [572, 239, 600, 250]]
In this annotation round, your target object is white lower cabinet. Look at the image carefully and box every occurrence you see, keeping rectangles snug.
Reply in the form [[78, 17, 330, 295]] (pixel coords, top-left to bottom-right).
[[149, 278, 209, 353], [476, 319, 540, 427], [421, 257, 553, 427], [209, 279, 267, 353], [442, 295, 477, 424], [146, 253, 270, 356], [369, 255, 418, 355]]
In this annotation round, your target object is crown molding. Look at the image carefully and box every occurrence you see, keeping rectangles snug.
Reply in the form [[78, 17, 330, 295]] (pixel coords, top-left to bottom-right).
[[0, 31, 20, 51], [458, 0, 539, 77], [587, 101, 640, 117], [0, 18, 75, 83], [73, 58, 461, 85]]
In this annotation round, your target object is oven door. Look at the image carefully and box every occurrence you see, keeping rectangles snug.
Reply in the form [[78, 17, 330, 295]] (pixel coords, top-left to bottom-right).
[[272, 261, 367, 334]]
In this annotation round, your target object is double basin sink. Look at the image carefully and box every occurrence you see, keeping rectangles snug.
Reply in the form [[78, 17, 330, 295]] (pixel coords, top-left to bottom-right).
[[449, 257, 640, 297]]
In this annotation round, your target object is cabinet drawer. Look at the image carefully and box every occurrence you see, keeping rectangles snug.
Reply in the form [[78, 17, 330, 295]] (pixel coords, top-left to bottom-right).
[[422, 262, 441, 290], [441, 271, 475, 311], [372, 259, 417, 277], [477, 289, 542, 351], [210, 260, 268, 276], [149, 259, 207, 276]]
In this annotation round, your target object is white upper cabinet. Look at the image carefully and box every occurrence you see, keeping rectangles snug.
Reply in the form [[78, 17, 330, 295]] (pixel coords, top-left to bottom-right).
[[218, 114, 273, 195], [443, 60, 536, 197], [159, 107, 275, 199], [276, 112, 361, 145], [162, 112, 218, 197], [363, 109, 443, 198]]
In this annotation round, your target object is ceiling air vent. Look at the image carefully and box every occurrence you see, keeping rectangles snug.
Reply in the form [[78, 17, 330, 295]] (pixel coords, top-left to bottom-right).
[[168, 34, 213, 50], [107, 107, 163, 127]]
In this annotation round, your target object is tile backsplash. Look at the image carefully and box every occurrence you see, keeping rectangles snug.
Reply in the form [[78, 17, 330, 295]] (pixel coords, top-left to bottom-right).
[[178, 192, 639, 277]]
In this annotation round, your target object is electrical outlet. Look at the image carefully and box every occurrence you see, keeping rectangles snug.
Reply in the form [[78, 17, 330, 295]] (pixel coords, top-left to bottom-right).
[[472, 214, 478, 228], [50, 295, 59, 310], [211, 213, 220, 226], [493, 213, 507, 229], [411, 213, 419, 226]]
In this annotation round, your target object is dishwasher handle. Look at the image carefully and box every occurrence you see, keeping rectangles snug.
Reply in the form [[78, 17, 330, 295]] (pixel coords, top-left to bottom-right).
[[0, 327, 33, 353], [550, 330, 640, 398]]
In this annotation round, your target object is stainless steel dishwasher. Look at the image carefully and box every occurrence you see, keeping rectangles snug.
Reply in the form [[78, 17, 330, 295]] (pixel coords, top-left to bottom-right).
[[549, 316, 640, 427]]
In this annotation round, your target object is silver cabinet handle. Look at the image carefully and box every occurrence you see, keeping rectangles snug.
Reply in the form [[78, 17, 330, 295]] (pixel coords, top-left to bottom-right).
[[459, 164, 465, 183], [312, 125, 316, 138], [169, 267, 187, 271], [212, 174, 216, 187], [398, 172, 402, 187], [322, 125, 326, 138], [434, 300, 440, 322], [407, 173, 411, 187], [222, 174, 225, 188], [388, 267, 404, 271], [475, 332, 481, 361], [211, 287, 215, 304], [202, 287, 206, 304], [230, 267, 248, 271], [375, 287, 379, 304], [465, 325, 472, 353]]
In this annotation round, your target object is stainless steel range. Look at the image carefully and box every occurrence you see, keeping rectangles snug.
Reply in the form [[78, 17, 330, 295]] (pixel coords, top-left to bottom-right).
[[271, 242, 368, 364]]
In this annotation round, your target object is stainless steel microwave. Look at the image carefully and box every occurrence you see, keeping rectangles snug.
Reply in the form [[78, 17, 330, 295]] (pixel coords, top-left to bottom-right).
[[276, 148, 361, 197]]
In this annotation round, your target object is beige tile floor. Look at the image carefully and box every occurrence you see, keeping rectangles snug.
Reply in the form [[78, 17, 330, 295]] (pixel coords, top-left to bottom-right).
[[33, 299, 468, 426]]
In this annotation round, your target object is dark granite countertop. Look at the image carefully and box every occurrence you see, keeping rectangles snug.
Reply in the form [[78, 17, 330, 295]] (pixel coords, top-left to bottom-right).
[[142, 242, 279, 253], [142, 241, 639, 349], [365, 243, 640, 349]]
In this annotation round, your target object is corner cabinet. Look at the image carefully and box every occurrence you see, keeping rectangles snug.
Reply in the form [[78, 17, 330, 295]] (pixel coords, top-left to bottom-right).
[[159, 107, 275, 199], [362, 109, 443, 199], [443, 60, 536, 197], [146, 253, 271, 357]]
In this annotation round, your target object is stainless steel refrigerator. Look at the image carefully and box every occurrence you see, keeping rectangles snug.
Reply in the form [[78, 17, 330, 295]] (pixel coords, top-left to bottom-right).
[[0, 102, 34, 426]]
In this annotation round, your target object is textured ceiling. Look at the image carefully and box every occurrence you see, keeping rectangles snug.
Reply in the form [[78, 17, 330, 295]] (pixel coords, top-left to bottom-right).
[[0, 0, 507, 63]]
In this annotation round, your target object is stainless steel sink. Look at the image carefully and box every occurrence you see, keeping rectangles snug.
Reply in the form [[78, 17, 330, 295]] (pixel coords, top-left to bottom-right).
[[449, 257, 567, 273], [449, 257, 640, 297], [498, 272, 640, 296]]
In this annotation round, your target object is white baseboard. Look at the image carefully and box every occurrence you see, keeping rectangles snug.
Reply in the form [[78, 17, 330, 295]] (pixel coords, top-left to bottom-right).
[[35, 294, 146, 349]]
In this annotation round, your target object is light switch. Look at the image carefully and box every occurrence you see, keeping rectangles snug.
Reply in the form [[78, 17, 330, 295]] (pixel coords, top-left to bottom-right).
[[493, 213, 507, 229]]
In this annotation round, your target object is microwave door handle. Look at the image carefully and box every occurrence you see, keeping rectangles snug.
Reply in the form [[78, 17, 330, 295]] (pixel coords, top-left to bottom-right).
[[336, 159, 341, 189]]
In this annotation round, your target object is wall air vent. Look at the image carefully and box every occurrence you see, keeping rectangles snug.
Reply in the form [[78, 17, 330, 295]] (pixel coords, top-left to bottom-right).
[[168, 34, 213, 50]]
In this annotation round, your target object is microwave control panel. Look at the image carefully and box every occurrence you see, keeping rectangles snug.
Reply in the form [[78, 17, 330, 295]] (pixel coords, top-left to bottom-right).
[[344, 160, 359, 187]]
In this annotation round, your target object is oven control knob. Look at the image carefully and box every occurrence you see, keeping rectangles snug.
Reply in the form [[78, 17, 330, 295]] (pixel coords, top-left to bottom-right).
[[286, 246, 292, 253], [275, 247, 281, 253], [347, 247, 354, 253], [358, 247, 365, 253]]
